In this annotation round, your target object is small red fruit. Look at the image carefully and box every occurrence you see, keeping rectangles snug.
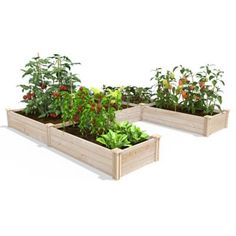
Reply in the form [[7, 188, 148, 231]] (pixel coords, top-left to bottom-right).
[[52, 91, 60, 98], [181, 91, 188, 99], [49, 113, 58, 118], [178, 79, 183, 86], [27, 93, 32, 100], [90, 104, 95, 111], [189, 85, 194, 90], [77, 106, 83, 112], [59, 85, 68, 91], [199, 81, 205, 88], [23, 95, 28, 100], [73, 114, 80, 122], [40, 83, 47, 89]]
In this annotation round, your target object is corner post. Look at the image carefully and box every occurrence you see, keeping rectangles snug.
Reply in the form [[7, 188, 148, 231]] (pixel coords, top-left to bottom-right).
[[112, 148, 122, 180], [151, 134, 161, 161], [224, 110, 230, 128], [46, 123, 55, 146], [204, 115, 212, 137]]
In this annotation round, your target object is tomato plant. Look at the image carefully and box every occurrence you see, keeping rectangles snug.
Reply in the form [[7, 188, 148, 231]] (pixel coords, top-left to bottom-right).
[[19, 54, 80, 118]]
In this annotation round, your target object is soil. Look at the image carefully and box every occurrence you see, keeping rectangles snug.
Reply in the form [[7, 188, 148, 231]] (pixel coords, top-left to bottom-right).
[[59, 125, 105, 147], [15, 105, 130, 125], [16, 111, 63, 124], [59, 125, 149, 149], [153, 105, 218, 117], [122, 104, 132, 109]]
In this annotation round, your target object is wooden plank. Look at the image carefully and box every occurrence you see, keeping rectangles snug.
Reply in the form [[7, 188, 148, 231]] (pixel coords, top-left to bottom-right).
[[8, 117, 48, 143], [8, 111, 47, 130], [121, 143, 155, 166], [143, 107, 205, 125], [143, 107, 205, 134], [50, 135, 112, 166], [207, 111, 229, 135], [50, 135, 113, 175], [122, 101, 155, 107], [121, 138, 156, 154], [121, 154, 154, 176], [50, 128, 112, 159]]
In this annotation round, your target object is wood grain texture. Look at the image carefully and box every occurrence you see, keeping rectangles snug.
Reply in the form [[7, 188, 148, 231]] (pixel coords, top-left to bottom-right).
[[49, 127, 160, 179], [7, 110, 49, 144], [49, 127, 114, 175], [142, 107, 229, 136], [115, 106, 142, 122], [119, 138, 158, 177]]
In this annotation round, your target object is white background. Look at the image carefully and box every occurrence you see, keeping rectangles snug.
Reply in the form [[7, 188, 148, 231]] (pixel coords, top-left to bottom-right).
[[0, 0, 235, 235]]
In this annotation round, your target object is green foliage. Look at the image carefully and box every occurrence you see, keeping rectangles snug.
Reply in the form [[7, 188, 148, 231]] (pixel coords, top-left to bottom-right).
[[60, 87, 122, 137], [19, 54, 80, 118], [112, 121, 149, 145], [96, 130, 131, 149], [151, 65, 225, 115], [151, 68, 178, 110], [96, 121, 149, 149], [103, 85, 153, 104]]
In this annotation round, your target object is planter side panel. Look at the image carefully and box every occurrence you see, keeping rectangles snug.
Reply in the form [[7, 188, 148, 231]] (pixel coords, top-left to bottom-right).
[[120, 139, 157, 176], [206, 110, 229, 136], [122, 101, 155, 107], [7, 110, 48, 144], [143, 107, 205, 135], [115, 106, 141, 122], [49, 127, 114, 176]]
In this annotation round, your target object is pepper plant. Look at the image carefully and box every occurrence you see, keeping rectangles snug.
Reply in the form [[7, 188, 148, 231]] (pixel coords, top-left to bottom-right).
[[152, 64, 225, 115], [60, 87, 123, 137]]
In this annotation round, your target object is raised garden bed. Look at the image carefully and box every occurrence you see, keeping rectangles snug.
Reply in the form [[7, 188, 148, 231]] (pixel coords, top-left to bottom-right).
[[122, 101, 155, 107], [48, 125, 160, 179], [142, 106, 229, 136], [115, 105, 142, 122], [7, 109, 54, 144], [6, 109, 70, 144]]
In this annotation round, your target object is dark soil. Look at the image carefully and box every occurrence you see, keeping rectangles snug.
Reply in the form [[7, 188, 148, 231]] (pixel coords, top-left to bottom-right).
[[120, 104, 132, 109], [153, 105, 218, 117], [16, 111, 63, 124], [59, 125, 104, 147], [122, 99, 152, 104]]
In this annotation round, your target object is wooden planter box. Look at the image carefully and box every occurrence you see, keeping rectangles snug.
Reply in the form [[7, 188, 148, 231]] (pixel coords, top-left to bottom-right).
[[122, 101, 155, 107], [48, 125, 160, 180], [6, 109, 67, 144], [7, 109, 53, 144], [142, 106, 229, 136], [115, 106, 142, 122]]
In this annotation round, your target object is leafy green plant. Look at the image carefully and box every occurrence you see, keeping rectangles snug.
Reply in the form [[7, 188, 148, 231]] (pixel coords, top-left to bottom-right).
[[96, 121, 149, 149], [19, 54, 80, 118], [96, 130, 131, 149], [103, 85, 153, 104], [112, 121, 149, 145]]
